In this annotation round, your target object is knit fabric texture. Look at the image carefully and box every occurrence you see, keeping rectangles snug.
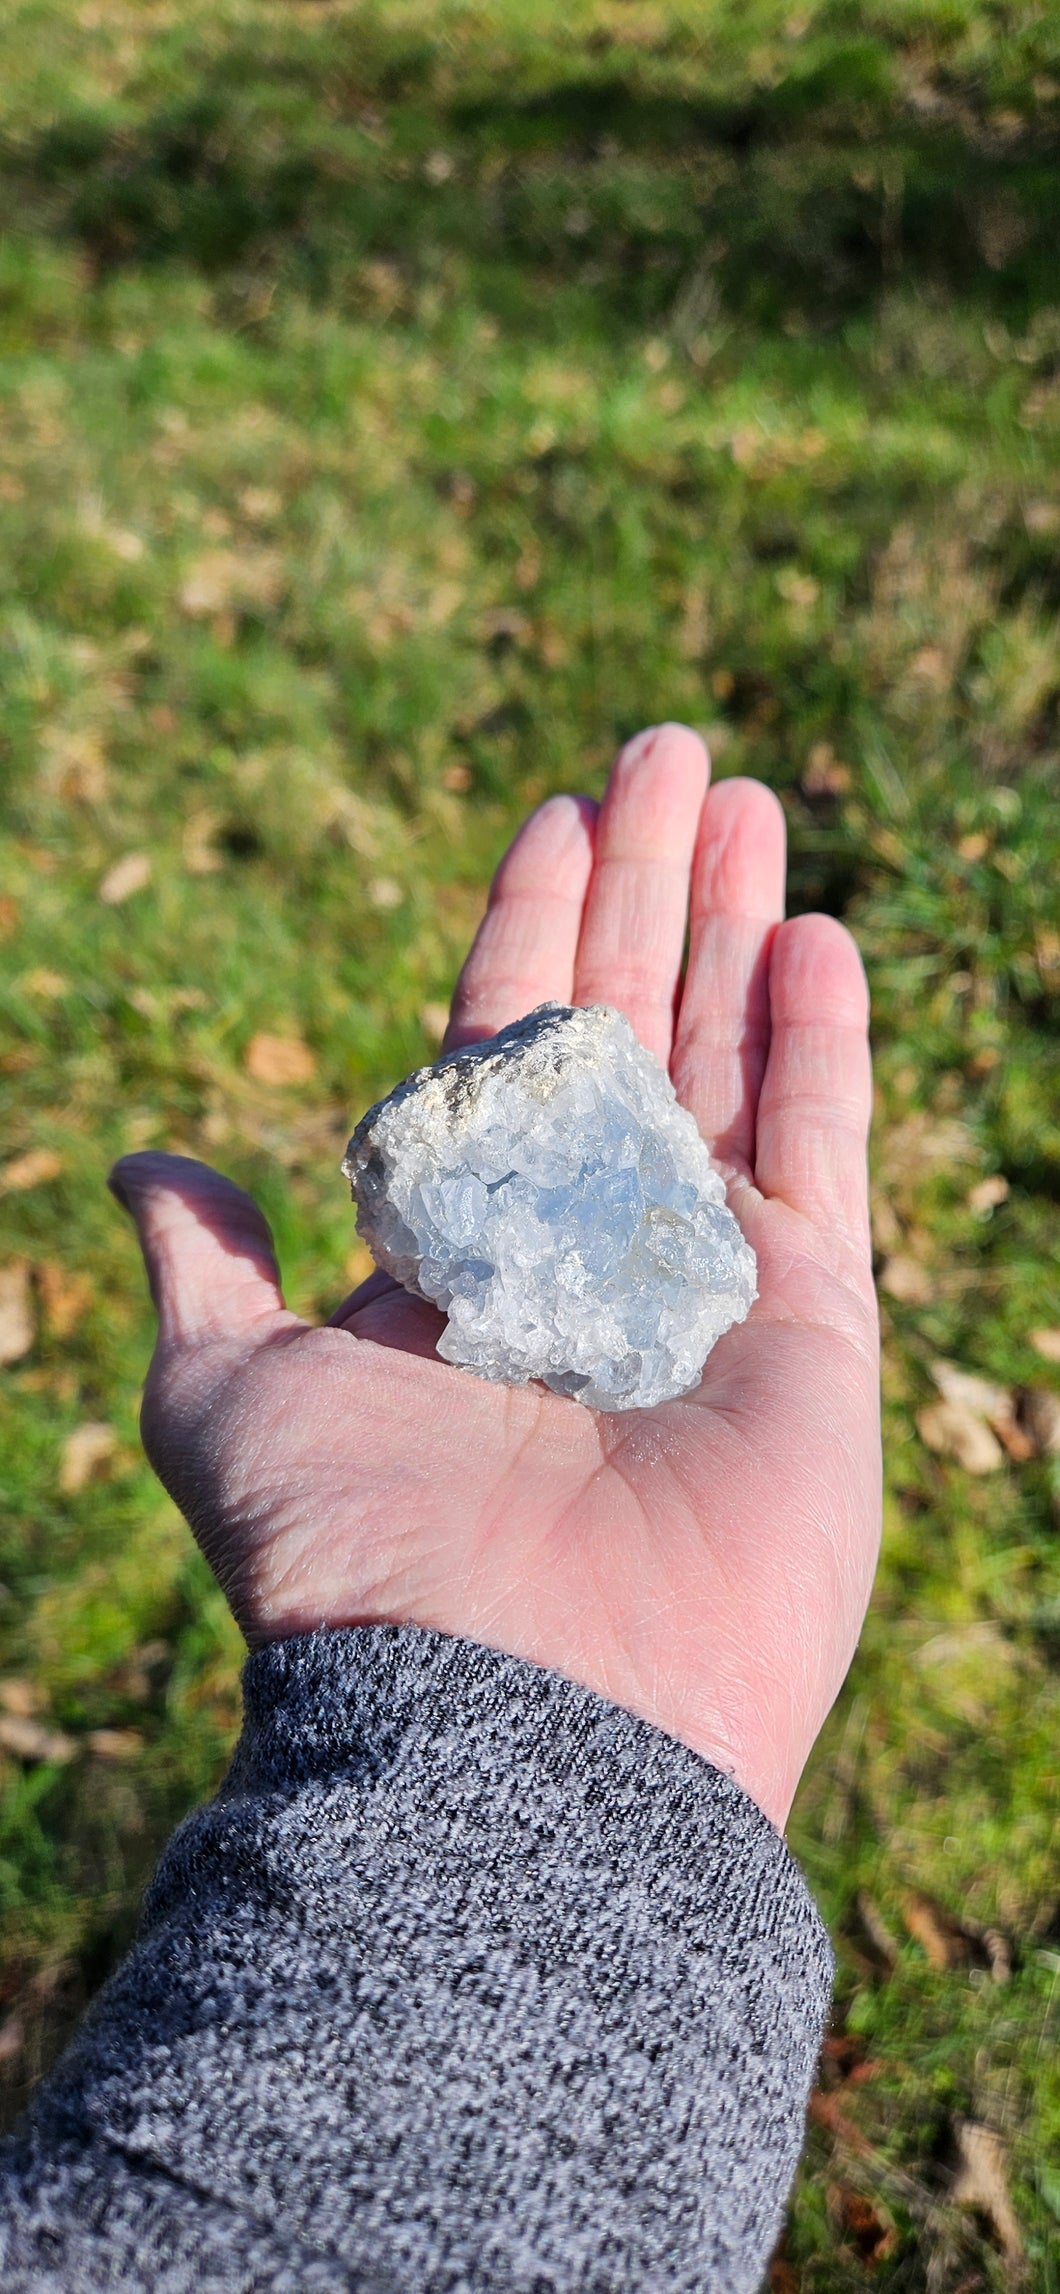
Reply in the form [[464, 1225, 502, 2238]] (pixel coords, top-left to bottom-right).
[[0, 1625, 834, 2291]]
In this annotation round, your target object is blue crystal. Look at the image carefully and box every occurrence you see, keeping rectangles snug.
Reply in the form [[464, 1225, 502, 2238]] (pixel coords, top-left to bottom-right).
[[343, 1003, 757, 1412]]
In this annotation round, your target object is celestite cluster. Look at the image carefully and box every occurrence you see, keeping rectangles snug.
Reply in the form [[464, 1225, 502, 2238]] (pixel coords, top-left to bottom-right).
[[343, 1003, 756, 1412]]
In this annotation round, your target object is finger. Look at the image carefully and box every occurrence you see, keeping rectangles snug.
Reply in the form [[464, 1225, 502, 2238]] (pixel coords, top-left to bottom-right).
[[752, 915, 872, 1250], [671, 778, 786, 1173], [335, 1279, 448, 1362], [572, 723, 709, 1065], [327, 1266, 395, 1323], [109, 1152, 292, 1348], [444, 793, 598, 1051]]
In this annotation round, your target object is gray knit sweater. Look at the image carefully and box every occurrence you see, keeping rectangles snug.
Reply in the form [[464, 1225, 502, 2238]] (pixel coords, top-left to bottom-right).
[[0, 1626, 833, 2291]]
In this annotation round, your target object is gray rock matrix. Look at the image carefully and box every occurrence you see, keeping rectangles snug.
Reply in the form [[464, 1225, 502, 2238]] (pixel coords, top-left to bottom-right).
[[0, 1625, 834, 2290], [344, 1002, 756, 1410]]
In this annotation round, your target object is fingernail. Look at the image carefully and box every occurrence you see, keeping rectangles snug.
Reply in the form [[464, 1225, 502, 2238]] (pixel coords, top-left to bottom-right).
[[619, 726, 662, 769], [107, 1150, 164, 1211]]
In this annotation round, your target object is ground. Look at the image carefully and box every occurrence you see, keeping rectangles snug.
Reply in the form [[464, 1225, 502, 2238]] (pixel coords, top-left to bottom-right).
[[0, 2, 1058, 2283]]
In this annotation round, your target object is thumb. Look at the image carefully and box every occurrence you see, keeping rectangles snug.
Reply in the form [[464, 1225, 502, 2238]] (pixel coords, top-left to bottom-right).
[[109, 1152, 290, 1348]]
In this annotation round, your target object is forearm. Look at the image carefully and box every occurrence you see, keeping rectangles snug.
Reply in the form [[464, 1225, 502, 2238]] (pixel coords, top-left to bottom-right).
[[0, 1626, 833, 2292]]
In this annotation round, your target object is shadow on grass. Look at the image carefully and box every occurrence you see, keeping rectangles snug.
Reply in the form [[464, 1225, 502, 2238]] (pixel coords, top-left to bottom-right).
[[4, 15, 1060, 328]]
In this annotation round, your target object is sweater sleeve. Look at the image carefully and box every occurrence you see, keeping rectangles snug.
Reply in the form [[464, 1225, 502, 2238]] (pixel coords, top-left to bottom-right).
[[0, 1624, 833, 2293]]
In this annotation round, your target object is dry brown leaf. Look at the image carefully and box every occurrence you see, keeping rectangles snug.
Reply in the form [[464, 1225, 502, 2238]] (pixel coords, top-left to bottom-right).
[[42, 727, 108, 803], [181, 808, 223, 875], [1036, 929, 1060, 982], [952, 2122, 1023, 2263], [87, 1728, 144, 1761], [854, 1891, 900, 1974], [808, 2088, 873, 2155], [20, 968, 68, 998], [367, 875, 403, 911], [967, 1174, 1009, 1214], [917, 1400, 1005, 1473], [910, 643, 949, 685], [420, 1001, 450, 1042], [240, 486, 282, 522], [99, 852, 151, 906], [902, 1889, 974, 1970], [0, 1713, 75, 1765], [0, 893, 20, 937], [322, 788, 384, 859], [1029, 1327, 1060, 1364], [105, 527, 144, 562], [819, 2032, 879, 2086], [179, 548, 283, 618], [901, 1889, 1011, 1982], [777, 567, 820, 609], [995, 1421, 1036, 1464], [0, 1261, 35, 1365], [59, 1421, 117, 1494], [931, 1358, 1009, 1421], [930, 1360, 1032, 1462], [36, 1262, 92, 1339], [980, 1928, 1014, 1984], [536, 618, 569, 669], [879, 1255, 935, 1305], [880, 1111, 975, 1182], [0, 1148, 62, 1193], [21, 1367, 78, 1400], [1018, 1388, 1060, 1457], [244, 1032, 317, 1087], [178, 553, 234, 616], [827, 2182, 896, 2267], [802, 741, 851, 798], [0, 1678, 42, 1718]]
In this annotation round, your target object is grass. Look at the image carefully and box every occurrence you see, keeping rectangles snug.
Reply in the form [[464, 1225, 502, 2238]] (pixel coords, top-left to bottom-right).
[[0, 0, 1058, 2281]]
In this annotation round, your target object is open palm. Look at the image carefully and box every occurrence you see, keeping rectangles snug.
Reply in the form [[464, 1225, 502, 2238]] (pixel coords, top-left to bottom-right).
[[113, 726, 880, 1829]]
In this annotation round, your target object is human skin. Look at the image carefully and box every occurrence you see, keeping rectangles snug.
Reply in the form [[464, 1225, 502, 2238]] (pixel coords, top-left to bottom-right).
[[111, 725, 881, 1831]]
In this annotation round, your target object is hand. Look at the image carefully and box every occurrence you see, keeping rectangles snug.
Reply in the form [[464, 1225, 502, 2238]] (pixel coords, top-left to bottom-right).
[[111, 726, 880, 1829]]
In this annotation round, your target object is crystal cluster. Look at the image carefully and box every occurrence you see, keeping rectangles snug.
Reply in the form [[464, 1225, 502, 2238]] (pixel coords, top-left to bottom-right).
[[343, 1003, 756, 1412]]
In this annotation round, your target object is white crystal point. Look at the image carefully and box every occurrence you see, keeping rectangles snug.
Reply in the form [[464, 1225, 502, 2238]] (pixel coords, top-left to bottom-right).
[[342, 1002, 757, 1412]]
